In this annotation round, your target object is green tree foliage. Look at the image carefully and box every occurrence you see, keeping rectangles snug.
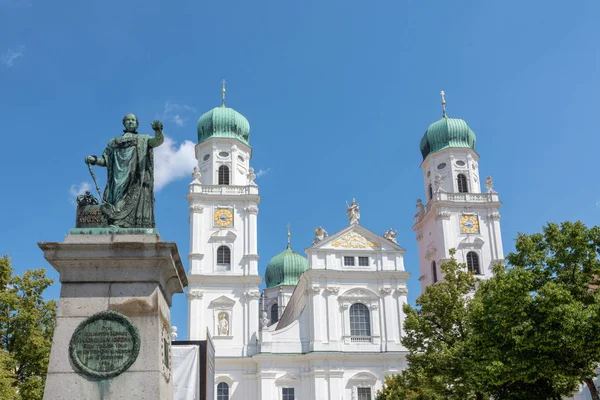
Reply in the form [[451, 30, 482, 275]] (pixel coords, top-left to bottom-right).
[[469, 221, 600, 400], [377, 250, 486, 400], [0, 256, 56, 400], [376, 368, 444, 400]]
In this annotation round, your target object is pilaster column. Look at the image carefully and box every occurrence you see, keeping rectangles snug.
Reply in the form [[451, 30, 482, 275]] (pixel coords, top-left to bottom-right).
[[309, 286, 325, 349], [244, 289, 260, 355], [245, 205, 259, 275], [396, 285, 408, 341], [188, 204, 204, 275], [325, 286, 340, 348], [379, 286, 395, 346], [187, 288, 204, 340]]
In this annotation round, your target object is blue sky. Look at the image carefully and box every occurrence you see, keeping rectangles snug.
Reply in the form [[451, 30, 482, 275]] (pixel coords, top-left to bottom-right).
[[1, 0, 599, 339]]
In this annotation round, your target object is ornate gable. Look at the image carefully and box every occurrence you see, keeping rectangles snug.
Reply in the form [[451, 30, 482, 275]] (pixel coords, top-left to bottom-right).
[[311, 224, 404, 252]]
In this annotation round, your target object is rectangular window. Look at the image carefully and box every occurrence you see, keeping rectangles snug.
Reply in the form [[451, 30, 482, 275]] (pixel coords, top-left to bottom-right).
[[358, 256, 369, 266], [344, 256, 355, 266], [282, 388, 295, 400], [357, 387, 372, 400]]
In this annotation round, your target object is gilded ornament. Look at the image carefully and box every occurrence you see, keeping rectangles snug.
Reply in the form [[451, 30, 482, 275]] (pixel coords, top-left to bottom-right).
[[214, 208, 233, 227], [331, 232, 380, 249]]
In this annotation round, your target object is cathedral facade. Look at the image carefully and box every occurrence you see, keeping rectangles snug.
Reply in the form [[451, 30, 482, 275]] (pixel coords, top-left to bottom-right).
[[184, 93, 503, 400]]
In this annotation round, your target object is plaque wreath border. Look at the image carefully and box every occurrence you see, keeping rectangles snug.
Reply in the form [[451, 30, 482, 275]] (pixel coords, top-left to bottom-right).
[[69, 310, 141, 379]]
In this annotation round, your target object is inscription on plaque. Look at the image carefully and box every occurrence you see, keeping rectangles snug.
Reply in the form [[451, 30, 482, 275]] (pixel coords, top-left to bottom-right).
[[69, 310, 140, 379]]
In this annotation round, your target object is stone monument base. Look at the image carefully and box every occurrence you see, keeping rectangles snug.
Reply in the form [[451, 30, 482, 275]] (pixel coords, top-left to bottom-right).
[[39, 233, 187, 400]]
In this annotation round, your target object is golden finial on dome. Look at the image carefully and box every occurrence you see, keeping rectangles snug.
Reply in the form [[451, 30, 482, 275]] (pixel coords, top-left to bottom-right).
[[441, 90, 447, 117], [287, 223, 291, 246], [221, 79, 227, 107]]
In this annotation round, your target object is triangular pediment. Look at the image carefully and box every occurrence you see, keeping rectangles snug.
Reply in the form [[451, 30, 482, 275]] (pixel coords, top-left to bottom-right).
[[208, 296, 236, 309], [309, 224, 404, 252], [275, 373, 299, 385]]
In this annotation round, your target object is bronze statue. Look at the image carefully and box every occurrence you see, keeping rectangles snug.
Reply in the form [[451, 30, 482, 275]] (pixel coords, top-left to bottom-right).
[[85, 114, 164, 228]]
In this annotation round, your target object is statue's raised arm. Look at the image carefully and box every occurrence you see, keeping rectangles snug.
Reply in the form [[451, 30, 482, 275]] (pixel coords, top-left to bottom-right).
[[149, 120, 164, 148]]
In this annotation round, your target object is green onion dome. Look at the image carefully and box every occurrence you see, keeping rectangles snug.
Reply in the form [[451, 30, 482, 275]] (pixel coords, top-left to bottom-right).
[[264, 243, 309, 288], [420, 114, 476, 160], [197, 106, 250, 145]]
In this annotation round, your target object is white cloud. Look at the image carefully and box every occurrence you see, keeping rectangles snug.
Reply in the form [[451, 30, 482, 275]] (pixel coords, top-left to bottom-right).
[[159, 101, 197, 127], [154, 135, 197, 191], [173, 115, 184, 127], [255, 168, 272, 178], [2, 45, 24, 67], [69, 182, 92, 205]]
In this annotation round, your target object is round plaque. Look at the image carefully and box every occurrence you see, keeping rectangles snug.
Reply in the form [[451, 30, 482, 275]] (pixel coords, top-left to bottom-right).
[[69, 310, 140, 379]]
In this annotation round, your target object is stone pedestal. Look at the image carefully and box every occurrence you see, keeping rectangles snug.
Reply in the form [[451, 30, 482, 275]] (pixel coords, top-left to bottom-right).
[[39, 234, 188, 400]]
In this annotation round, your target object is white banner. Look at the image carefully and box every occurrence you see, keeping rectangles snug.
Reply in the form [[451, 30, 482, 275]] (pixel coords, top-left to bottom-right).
[[173, 345, 200, 400]]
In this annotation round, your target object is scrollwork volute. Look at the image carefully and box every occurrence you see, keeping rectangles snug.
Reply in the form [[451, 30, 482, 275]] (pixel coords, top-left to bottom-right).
[[189, 204, 204, 213], [326, 286, 340, 295], [244, 205, 259, 215], [186, 289, 204, 300]]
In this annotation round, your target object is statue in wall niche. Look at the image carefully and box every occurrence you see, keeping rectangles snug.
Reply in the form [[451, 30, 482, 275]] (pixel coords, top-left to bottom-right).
[[218, 312, 229, 336], [346, 198, 360, 224], [84, 114, 164, 228]]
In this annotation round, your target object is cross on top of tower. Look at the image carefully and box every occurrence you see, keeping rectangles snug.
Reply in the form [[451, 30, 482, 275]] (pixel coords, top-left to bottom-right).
[[221, 79, 227, 107], [441, 90, 447, 117]]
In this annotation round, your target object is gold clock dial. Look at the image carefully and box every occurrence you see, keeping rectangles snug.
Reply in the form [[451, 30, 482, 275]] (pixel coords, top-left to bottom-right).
[[460, 214, 479, 234], [214, 208, 233, 227]]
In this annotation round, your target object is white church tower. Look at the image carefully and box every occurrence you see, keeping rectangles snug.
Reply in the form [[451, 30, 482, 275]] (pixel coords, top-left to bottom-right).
[[186, 84, 261, 360], [413, 92, 504, 292]]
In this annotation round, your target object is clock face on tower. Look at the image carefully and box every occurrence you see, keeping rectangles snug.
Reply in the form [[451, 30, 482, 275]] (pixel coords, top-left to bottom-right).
[[214, 208, 233, 227], [460, 214, 479, 234]]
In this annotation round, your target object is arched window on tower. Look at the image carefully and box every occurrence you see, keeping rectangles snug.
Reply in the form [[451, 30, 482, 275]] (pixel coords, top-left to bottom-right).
[[217, 382, 229, 400], [466, 251, 480, 274], [216, 246, 231, 271], [218, 165, 230, 185], [349, 303, 371, 341], [270, 303, 279, 324], [432, 261, 438, 283], [428, 184, 433, 201], [457, 174, 469, 193]]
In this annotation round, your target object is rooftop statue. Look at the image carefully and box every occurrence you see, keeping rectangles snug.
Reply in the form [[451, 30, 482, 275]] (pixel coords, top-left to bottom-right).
[[84, 114, 164, 228], [346, 198, 360, 225]]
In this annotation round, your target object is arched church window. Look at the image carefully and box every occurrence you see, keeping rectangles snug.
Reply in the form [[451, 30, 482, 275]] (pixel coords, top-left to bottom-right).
[[428, 184, 433, 201], [349, 303, 371, 340], [457, 173, 469, 193], [270, 303, 279, 324], [217, 382, 229, 400], [357, 387, 372, 400], [218, 165, 230, 185], [466, 251, 480, 274], [432, 261, 438, 283], [216, 246, 231, 271]]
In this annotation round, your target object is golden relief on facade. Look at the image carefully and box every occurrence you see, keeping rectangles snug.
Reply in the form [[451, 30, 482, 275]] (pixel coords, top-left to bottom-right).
[[331, 232, 381, 249]]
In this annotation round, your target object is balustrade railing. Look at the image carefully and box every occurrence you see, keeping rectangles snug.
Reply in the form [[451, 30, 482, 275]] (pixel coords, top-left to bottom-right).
[[414, 191, 500, 224], [198, 185, 249, 195]]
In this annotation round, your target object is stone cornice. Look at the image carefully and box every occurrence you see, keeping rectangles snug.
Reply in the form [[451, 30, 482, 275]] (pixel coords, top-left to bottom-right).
[[187, 274, 262, 285], [304, 269, 410, 281]]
